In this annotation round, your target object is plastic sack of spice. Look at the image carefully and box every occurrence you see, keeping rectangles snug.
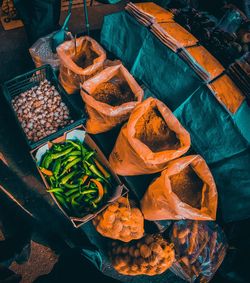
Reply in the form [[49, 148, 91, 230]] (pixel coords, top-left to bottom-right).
[[141, 155, 218, 220], [169, 220, 227, 283], [57, 36, 106, 94], [29, 31, 72, 71], [109, 97, 191, 176], [81, 64, 144, 134]]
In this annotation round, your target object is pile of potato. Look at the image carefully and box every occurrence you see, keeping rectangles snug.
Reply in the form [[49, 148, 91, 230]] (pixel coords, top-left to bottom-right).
[[93, 197, 144, 242], [110, 234, 175, 276]]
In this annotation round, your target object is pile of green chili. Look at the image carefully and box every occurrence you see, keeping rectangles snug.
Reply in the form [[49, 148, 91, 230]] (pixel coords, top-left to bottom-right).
[[39, 139, 112, 217]]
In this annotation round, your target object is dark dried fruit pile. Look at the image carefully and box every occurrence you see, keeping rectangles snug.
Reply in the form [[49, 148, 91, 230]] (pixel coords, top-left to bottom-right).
[[174, 8, 249, 66]]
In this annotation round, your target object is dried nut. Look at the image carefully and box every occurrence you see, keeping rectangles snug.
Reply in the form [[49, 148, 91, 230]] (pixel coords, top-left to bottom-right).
[[12, 79, 74, 142]]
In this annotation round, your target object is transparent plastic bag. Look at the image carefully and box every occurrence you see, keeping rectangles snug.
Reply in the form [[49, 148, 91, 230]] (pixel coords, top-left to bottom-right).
[[81, 64, 144, 134], [170, 220, 228, 283], [141, 155, 218, 221], [29, 31, 72, 71], [109, 97, 191, 176], [57, 36, 106, 94]]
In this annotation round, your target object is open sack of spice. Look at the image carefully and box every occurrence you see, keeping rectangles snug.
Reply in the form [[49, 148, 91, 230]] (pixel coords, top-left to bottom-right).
[[109, 97, 190, 176], [57, 36, 106, 94], [141, 155, 218, 221], [110, 234, 175, 276], [93, 196, 144, 242], [32, 126, 126, 227], [81, 64, 144, 134], [170, 220, 227, 283]]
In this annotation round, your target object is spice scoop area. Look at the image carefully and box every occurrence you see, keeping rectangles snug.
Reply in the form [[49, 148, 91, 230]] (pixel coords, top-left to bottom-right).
[[0, 1, 250, 283]]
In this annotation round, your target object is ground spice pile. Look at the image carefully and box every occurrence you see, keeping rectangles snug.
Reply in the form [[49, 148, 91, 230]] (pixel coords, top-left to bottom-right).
[[170, 165, 203, 209], [73, 47, 98, 69], [135, 106, 180, 152], [92, 80, 136, 106]]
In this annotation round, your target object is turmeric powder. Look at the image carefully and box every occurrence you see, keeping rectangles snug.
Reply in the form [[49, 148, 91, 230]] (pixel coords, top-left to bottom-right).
[[92, 80, 136, 106], [170, 165, 203, 209], [135, 106, 180, 152]]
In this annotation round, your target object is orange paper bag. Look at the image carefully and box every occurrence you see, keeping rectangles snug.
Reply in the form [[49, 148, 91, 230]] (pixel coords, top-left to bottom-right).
[[81, 64, 144, 134], [109, 97, 191, 176], [57, 36, 106, 94], [141, 155, 218, 221]]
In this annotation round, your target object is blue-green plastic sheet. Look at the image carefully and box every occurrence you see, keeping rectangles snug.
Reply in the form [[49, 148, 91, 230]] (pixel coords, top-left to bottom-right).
[[210, 148, 250, 223], [101, 11, 150, 70], [174, 85, 248, 164], [131, 33, 202, 110]]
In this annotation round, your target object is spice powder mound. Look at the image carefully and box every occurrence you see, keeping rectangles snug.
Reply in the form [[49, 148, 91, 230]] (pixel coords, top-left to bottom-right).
[[135, 106, 180, 152], [92, 81, 136, 106], [73, 48, 98, 69], [170, 165, 203, 209]]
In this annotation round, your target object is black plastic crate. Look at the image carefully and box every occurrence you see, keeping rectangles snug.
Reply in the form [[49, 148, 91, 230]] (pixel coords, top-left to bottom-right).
[[2, 64, 86, 149]]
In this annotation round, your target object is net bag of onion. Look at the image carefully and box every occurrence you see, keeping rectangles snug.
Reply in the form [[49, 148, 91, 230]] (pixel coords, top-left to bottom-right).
[[57, 36, 106, 94], [109, 97, 190, 175], [81, 64, 144, 134], [141, 155, 218, 220], [110, 234, 175, 276], [170, 220, 227, 283], [92, 197, 144, 242]]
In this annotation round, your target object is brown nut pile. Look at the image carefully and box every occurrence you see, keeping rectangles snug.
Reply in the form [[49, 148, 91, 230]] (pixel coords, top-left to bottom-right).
[[93, 197, 144, 242], [12, 80, 74, 142], [110, 234, 175, 276]]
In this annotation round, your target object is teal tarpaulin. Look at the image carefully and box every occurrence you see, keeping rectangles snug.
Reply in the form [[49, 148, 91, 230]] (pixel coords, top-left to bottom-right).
[[101, 11, 150, 70], [210, 148, 250, 223], [174, 85, 248, 164], [233, 101, 250, 143], [131, 33, 202, 110]]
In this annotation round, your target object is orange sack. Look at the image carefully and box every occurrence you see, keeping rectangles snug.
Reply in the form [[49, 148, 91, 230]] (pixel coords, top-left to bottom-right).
[[109, 97, 191, 176], [141, 155, 218, 221], [81, 64, 144, 134], [57, 36, 106, 94]]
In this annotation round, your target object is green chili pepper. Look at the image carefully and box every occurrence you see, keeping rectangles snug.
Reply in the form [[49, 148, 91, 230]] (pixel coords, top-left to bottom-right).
[[51, 147, 74, 160], [61, 157, 81, 176], [91, 201, 97, 209], [83, 162, 92, 176], [60, 170, 77, 185], [67, 150, 81, 157], [85, 151, 95, 161], [51, 143, 65, 152], [80, 189, 96, 195], [85, 161, 105, 180], [54, 194, 70, 211], [47, 188, 64, 193], [63, 183, 79, 189], [42, 154, 53, 169], [53, 159, 61, 177], [65, 188, 79, 197], [66, 140, 81, 150], [81, 144, 88, 156]]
